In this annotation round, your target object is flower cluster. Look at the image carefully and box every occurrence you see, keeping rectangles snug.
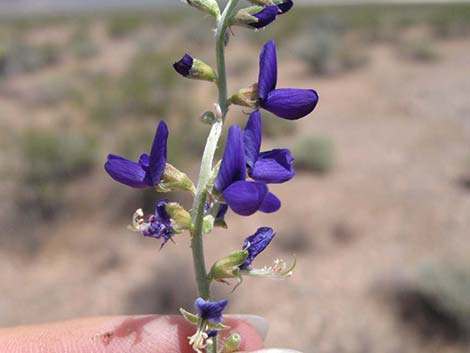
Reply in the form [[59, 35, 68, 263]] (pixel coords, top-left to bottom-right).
[[104, 1, 317, 352]]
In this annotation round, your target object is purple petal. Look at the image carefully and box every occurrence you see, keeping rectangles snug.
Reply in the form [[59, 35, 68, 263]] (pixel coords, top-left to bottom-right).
[[105, 154, 152, 188], [215, 126, 247, 192], [249, 5, 279, 29], [222, 180, 268, 216], [261, 88, 319, 120], [155, 199, 171, 223], [148, 121, 169, 186], [173, 53, 194, 77], [277, 0, 294, 14], [195, 298, 228, 324], [240, 227, 276, 269], [243, 110, 262, 169], [138, 153, 150, 167], [250, 149, 295, 183], [258, 40, 278, 101], [259, 191, 281, 213]]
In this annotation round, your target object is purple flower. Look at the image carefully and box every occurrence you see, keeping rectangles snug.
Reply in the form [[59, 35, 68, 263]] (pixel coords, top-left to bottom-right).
[[105, 121, 168, 188], [195, 298, 228, 324], [173, 54, 193, 77], [138, 200, 174, 247], [240, 227, 276, 269], [215, 126, 281, 216], [248, 5, 279, 29], [244, 110, 295, 183], [258, 40, 319, 120]]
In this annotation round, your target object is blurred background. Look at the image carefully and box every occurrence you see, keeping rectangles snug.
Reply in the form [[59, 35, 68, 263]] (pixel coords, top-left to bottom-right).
[[0, 1, 469, 352]]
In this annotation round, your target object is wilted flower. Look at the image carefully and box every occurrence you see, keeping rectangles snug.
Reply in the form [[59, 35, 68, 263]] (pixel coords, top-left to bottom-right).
[[258, 40, 319, 119], [240, 227, 276, 269], [215, 125, 281, 216], [130, 200, 174, 247], [105, 121, 168, 188], [244, 110, 295, 183], [195, 297, 228, 324]]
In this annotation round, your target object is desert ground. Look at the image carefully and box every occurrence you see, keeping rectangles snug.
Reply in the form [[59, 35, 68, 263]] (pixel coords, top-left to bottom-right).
[[0, 4, 469, 353]]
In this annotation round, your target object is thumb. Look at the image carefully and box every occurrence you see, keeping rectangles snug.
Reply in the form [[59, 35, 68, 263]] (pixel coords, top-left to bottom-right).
[[0, 315, 265, 353]]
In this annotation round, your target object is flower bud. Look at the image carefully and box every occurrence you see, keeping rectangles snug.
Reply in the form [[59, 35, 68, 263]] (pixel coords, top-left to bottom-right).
[[173, 54, 217, 82], [157, 163, 196, 194], [223, 333, 242, 353], [208, 250, 249, 283], [200, 111, 217, 125], [184, 0, 220, 17], [228, 83, 259, 108], [202, 214, 215, 235], [165, 202, 191, 231]]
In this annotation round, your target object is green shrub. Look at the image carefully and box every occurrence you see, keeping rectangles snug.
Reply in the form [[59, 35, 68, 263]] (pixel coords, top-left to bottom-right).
[[298, 21, 368, 77], [393, 262, 470, 342], [398, 37, 439, 62], [17, 128, 96, 220], [68, 27, 99, 59], [293, 136, 335, 175], [107, 15, 145, 39], [2, 42, 61, 76]]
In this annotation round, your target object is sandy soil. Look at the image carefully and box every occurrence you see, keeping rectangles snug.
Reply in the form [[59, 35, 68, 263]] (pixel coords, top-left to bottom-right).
[[0, 20, 469, 353]]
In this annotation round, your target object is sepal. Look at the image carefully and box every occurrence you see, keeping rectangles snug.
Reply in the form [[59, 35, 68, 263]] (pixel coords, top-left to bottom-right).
[[174, 54, 217, 82], [231, 6, 262, 27], [157, 163, 196, 194], [208, 250, 249, 283], [184, 0, 220, 17], [165, 202, 191, 231], [179, 308, 229, 331], [228, 83, 259, 108]]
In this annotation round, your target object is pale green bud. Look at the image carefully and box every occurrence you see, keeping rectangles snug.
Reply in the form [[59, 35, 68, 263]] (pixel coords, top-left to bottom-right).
[[202, 214, 215, 235], [157, 163, 196, 195], [184, 0, 220, 17], [223, 333, 242, 353]]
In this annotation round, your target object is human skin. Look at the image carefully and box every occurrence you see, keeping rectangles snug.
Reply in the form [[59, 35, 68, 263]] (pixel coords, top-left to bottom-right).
[[0, 315, 267, 353]]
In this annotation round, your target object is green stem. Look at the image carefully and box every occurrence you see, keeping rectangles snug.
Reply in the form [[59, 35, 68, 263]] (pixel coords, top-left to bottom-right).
[[189, 0, 240, 301]]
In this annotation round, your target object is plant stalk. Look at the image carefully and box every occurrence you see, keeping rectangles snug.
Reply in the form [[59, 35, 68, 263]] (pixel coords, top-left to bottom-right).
[[189, 0, 239, 301]]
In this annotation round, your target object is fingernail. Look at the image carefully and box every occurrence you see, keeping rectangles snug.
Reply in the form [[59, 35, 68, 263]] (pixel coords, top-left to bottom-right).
[[250, 349, 303, 353], [227, 314, 269, 340]]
